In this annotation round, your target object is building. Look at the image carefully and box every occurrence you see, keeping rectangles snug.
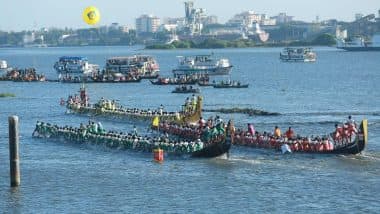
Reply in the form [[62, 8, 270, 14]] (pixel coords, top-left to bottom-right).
[[227, 11, 276, 27], [184, 1, 206, 35], [355, 13, 364, 21], [271, 13, 294, 24], [203, 15, 218, 25], [135, 15, 161, 34]]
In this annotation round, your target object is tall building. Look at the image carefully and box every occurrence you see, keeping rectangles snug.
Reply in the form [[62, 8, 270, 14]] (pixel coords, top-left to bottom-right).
[[135, 15, 161, 34], [227, 11, 275, 27], [184, 1, 205, 35]]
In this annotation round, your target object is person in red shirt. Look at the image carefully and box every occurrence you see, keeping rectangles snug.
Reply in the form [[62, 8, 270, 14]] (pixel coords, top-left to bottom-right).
[[285, 127, 295, 139]]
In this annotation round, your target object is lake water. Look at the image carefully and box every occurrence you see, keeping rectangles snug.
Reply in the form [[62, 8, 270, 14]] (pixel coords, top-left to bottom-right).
[[0, 46, 379, 213]]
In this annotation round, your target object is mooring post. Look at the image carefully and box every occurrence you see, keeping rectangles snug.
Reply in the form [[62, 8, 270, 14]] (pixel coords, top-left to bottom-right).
[[9, 115, 20, 187]]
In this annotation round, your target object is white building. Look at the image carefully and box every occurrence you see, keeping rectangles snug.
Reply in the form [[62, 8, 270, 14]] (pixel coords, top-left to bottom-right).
[[271, 13, 294, 24], [136, 15, 161, 34], [227, 11, 275, 27]]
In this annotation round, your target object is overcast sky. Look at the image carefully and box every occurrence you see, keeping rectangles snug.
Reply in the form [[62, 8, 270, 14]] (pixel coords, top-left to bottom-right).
[[1, 0, 379, 31]]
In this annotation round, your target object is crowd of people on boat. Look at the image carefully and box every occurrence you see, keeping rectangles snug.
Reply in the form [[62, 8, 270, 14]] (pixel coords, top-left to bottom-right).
[[33, 121, 205, 154], [158, 115, 229, 144], [0, 68, 46, 81], [231, 116, 359, 153]]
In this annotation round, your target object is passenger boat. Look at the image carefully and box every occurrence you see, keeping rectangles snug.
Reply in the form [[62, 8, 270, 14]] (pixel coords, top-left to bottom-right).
[[280, 48, 316, 62], [32, 121, 230, 158], [337, 34, 380, 51], [233, 120, 367, 155], [105, 55, 160, 79], [172, 54, 232, 76], [172, 86, 200, 94], [54, 56, 100, 81], [66, 86, 202, 124], [213, 81, 249, 88]]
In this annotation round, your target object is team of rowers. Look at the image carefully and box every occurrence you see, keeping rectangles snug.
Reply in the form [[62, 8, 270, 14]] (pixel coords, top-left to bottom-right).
[[157, 115, 359, 153], [64, 88, 200, 119], [33, 121, 207, 154]]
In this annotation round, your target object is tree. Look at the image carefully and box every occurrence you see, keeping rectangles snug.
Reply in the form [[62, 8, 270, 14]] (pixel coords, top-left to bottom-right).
[[312, 33, 336, 46]]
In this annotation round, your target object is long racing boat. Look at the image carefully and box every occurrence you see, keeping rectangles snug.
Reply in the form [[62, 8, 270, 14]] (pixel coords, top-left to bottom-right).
[[66, 86, 202, 124], [232, 120, 367, 155], [32, 121, 230, 158]]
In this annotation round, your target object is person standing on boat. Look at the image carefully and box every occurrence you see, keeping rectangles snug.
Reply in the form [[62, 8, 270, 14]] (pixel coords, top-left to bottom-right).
[[274, 126, 282, 138], [248, 123, 255, 136], [285, 127, 295, 139], [133, 125, 138, 136]]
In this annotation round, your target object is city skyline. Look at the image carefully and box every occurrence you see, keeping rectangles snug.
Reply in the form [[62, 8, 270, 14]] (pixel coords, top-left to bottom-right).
[[1, 0, 378, 31]]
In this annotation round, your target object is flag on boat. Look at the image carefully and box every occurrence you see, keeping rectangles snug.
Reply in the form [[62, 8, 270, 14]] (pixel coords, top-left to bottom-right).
[[152, 116, 159, 127]]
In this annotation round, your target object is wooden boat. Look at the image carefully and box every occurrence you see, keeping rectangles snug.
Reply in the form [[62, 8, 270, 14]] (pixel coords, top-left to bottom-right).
[[172, 86, 200, 94], [233, 120, 367, 155], [197, 81, 214, 87], [66, 86, 202, 124], [32, 121, 230, 158], [213, 82, 249, 88]]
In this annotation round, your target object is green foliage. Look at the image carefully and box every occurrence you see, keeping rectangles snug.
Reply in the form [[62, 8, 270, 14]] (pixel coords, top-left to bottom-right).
[[311, 33, 336, 46], [0, 93, 16, 98]]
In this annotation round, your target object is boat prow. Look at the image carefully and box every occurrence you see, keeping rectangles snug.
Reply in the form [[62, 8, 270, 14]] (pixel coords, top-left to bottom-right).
[[191, 139, 231, 158]]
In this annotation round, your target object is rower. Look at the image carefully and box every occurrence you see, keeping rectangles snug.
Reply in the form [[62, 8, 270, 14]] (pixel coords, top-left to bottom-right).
[[247, 123, 255, 136], [274, 126, 281, 138], [285, 127, 295, 139]]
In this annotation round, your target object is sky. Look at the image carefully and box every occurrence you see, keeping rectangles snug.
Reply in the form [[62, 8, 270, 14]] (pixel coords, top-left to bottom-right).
[[1, 0, 379, 31]]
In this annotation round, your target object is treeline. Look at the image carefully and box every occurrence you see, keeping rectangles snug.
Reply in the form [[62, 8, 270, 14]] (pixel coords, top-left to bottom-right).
[[146, 33, 337, 49]]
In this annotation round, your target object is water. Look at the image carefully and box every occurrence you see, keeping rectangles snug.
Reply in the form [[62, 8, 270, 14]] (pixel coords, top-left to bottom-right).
[[0, 46, 380, 213]]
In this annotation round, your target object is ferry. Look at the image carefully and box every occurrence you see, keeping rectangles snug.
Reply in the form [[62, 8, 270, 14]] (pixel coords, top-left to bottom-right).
[[54, 56, 100, 81], [105, 55, 159, 79], [280, 48, 316, 62], [172, 54, 232, 76], [337, 34, 380, 51]]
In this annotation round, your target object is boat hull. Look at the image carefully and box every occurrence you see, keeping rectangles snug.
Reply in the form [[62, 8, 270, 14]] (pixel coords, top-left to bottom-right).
[[213, 84, 249, 88], [338, 47, 380, 51], [233, 120, 367, 155], [191, 140, 231, 158], [173, 66, 232, 76]]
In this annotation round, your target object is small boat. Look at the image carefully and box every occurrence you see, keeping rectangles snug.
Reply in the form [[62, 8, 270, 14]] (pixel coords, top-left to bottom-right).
[[233, 120, 367, 155], [172, 54, 233, 76], [197, 80, 214, 87], [0, 68, 46, 82], [32, 121, 230, 158], [66, 86, 202, 124], [0, 60, 10, 73], [150, 77, 198, 85], [172, 86, 200, 94], [212, 81, 249, 88], [280, 47, 316, 62]]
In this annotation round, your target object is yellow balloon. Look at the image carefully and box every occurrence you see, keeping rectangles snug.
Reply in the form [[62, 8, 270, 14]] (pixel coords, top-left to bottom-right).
[[82, 6, 100, 25]]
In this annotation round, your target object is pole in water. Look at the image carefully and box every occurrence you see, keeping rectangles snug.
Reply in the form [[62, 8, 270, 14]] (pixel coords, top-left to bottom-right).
[[9, 115, 20, 187]]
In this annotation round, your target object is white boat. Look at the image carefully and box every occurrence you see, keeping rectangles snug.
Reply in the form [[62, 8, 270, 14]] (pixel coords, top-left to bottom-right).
[[105, 55, 159, 78], [337, 34, 380, 51], [172, 54, 233, 76], [280, 48, 316, 62], [0, 60, 9, 72], [54, 56, 99, 80]]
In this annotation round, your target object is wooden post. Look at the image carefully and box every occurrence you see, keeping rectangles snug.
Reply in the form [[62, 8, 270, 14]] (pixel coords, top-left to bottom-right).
[[9, 115, 20, 187]]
